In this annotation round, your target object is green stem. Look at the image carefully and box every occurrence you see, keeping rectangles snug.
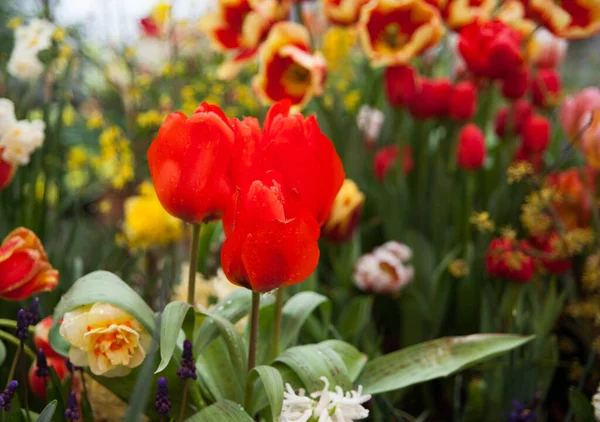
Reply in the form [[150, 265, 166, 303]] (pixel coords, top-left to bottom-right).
[[463, 173, 475, 246], [21, 343, 31, 422], [0, 331, 36, 360], [6, 347, 19, 388], [244, 292, 261, 413], [177, 380, 189, 422], [0, 319, 35, 334], [187, 224, 201, 306], [270, 288, 285, 360]]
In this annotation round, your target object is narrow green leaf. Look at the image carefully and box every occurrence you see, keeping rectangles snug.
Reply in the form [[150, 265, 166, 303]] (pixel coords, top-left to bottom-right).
[[568, 388, 595, 422], [123, 334, 159, 422], [357, 334, 534, 394], [185, 400, 253, 422], [0, 339, 5, 367], [47, 366, 66, 418], [36, 400, 57, 422], [280, 292, 330, 349], [157, 301, 194, 373], [275, 343, 351, 391], [335, 296, 373, 343], [250, 365, 284, 420], [196, 338, 244, 403], [320, 340, 367, 382], [49, 271, 156, 356]]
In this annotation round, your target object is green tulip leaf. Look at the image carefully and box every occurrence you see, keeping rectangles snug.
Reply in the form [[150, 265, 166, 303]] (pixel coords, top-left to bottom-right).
[[568, 388, 595, 422], [185, 400, 253, 422], [49, 271, 156, 356], [36, 400, 57, 422], [124, 330, 159, 422], [320, 340, 368, 382], [250, 365, 284, 420], [357, 334, 534, 395], [275, 342, 351, 392], [0, 339, 5, 367], [280, 291, 331, 350], [156, 301, 196, 373]]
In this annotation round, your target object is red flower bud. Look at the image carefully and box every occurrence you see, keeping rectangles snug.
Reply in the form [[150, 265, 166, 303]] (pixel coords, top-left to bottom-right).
[[457, 124, 486, 170], [486, 237, 535, 283], [384, 65, 419, 108], [488, 33, 524, 79], [29, 357, 68, 399], [449, 81, 478, 121], [147, 103, 235, 223], [494, 100, 533, 138], [531, 68, 561, 108], [373, 145, 414, 181], [500, 67, 529, 100], [521, 114, 550, 153], [34, 317, 59, 359], [0, 149, 15, 190], [409, 79, 437, 120], [431, 78, 453, 117]]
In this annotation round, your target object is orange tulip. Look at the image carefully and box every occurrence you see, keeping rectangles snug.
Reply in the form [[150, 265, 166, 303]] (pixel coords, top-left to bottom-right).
[[253, 22, 326, 110], [0, 228, 59, 301], [358, 0, 444, 67]]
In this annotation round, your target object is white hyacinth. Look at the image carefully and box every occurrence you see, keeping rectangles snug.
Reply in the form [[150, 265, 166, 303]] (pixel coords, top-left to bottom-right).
[[280, 377, 370, 422], [353, 241, 414, 294], [356, 105, 384, 148], [8, 18, 56, 81], [0, 98, 46, 166]]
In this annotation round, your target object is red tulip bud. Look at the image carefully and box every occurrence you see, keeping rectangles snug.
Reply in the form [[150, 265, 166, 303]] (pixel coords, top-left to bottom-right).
[[521, 114, 550, 153], [500, 67, 529, 100], [449, 81, 477, 121], [531, 68, 561, 108], [457, 124, 486, 170], [384, 65, 419, 108]]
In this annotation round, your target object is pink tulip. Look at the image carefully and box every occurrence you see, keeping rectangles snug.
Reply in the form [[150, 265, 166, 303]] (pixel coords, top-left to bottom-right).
[[560, 87, 600, 140]]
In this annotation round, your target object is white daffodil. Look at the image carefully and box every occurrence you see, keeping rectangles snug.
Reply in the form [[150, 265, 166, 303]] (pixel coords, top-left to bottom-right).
[[0, 119, 45, 165], [0, 99, 16, 134], [280, 377, 370, 422], [8, 18, 56, 81]]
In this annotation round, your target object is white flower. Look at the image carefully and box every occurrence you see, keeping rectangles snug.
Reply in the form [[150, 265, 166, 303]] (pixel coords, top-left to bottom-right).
[[356, 105, 384, 148], [353, 241, 414, 294], [0, 119, 46, 165], [593, 382, 600, 421], [280, 377, 370, 422], [8, 19, 56, 81], [0, 99, 16, 134], [134, 37, 173, 74], [530, 28, 567, 69]]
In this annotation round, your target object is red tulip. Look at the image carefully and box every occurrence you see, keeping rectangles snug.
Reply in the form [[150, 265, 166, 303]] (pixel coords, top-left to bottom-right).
[[457, 124, 486, 170], [488, 32, 525, 79], [409, 79, 437, 120], [0, 148, 15, 190], [34, 317, 59, 359], [485, 237, 535, 283], [29, 357, 69, 399], [494, 100, 533, 138], [0, 228, 59, 301], [384, 65, 419, 108], [531, 68, 561, 108], [431, 78, 453, 117], [521, 114, 550, 153], [528, 233, 571, 274], [373, 145, 414, 181], [221, 172, 321, 292], [500, 67, 529, 100], [449, 80, 477, 121], [514, 146, 544, 173], [147, 103, 235, 223]]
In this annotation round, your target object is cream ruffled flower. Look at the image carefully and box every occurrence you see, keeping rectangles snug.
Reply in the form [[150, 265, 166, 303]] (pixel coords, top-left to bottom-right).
[[353, 241, 414, 294], [8, 18, 56, 81], [280, 377, 370, 422], [60, 303, 151, 377], [0, 99, 17, 134], [0, 118, 45, 165]]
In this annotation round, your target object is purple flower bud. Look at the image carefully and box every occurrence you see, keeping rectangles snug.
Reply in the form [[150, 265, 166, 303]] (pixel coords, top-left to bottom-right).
[[65, 392, 80, 421], [15, 309, 29, 341], [154, 377, 172, 415], [509, 400, 537, 422], [65, 358, 82, 373], [1, 380, 18, 411], [27, 297, 40, 325], [177, 340, 197, 380], [35, 349, 49, 378]]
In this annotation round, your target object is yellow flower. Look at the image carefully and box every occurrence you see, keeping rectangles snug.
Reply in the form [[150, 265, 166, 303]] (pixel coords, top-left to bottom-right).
[[151, 1, 171, 27], [470, 211, 495, 232], [59, 303, 151, 376], [343, 90, 361, 112], [7, 17, 23, 29], [448, 259, 469, 278], [323, 179, 365, 242], [35, 175, 58, 205], [136, 110, 164, 128], [322, 26, 355, 72], [62, 104, 76, 127], [53, 27, 66, 42], [65, 169, 89, 190], [180, 86, 195, 101], [583, 252, 600, 292], [507, 161, 533, 184], [121, 181, 183, 250], [67, 146, 88, 171], [87, 111, 103, 129]]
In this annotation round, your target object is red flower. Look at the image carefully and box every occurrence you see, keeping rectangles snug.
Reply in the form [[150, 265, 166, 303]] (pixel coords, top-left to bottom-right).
[[408, 77, 451, 120], [514, 146, 544, 173], [384, 65, 419, 108], [431, 78, 453, 117], [221, 172, 321, 292], [0, 228, 59, 301], [147, 103, 235, 223], [0, 148, 15, 191], [500, 67, 529, 100], [531, 68, 561, 108], [34, 317, 59, 359], [374, 145, 414, 181], [528, 233, 572, 274], [29, 356, 69, 399], [494, 99, 533, 138], [457, 123, 486, 170], [458, 20, 524, 79], [521, 114, 550, 153], [515, 0, 600, 39], [449, 80, 477, 121], [140, 17, 160, 37], [486, 237, 535, 283]]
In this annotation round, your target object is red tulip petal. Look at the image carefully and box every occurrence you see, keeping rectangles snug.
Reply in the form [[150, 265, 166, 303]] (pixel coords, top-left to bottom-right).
[[0, 249, 42, 294], [1, 268, 59, 301]]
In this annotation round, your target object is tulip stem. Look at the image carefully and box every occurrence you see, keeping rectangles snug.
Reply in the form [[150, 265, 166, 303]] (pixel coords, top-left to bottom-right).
[[178, 380, 189, 422], [0, 330, 36, 360], [244, 291, 261, 414], [21, 343, 32, 422], [187, 224, 201, 306], [270, 288, 285, 361]]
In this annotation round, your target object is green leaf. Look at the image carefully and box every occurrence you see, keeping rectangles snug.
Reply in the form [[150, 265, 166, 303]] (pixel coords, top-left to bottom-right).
[[275, 342, 351, 391], [124, 332, 159, 422], [280, 292, 330, 350], [49, 271, 156, 356], [568, 388, 595, 422], [357, 334, 534, 395], [250, 365, 284, 420], [185, 400, 253, 422], [335, 296, 373, 344], [36, 400, 57, 422], [157, 301, 195, 373], [320, 340, 367, 382], [47, 366, 67, 418], [0, 339, 5, 367]]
